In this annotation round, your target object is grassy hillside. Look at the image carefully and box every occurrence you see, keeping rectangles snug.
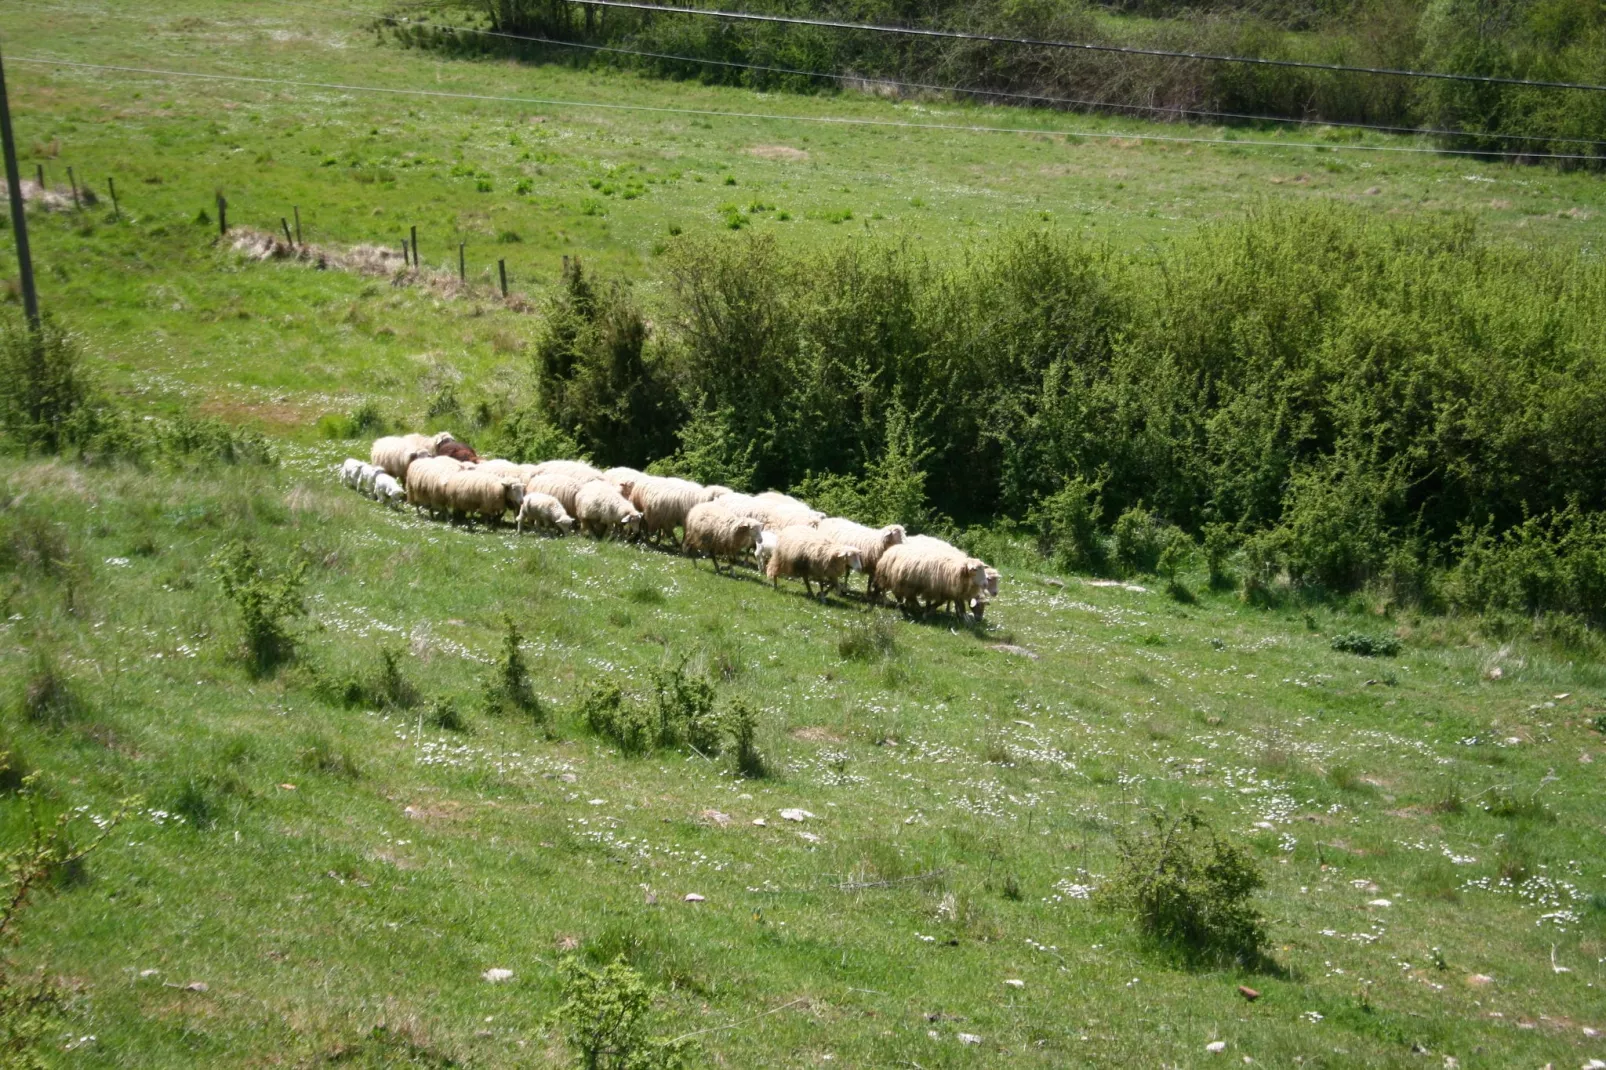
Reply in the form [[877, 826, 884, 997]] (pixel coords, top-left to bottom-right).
[[1, 1, 1605, 1067]]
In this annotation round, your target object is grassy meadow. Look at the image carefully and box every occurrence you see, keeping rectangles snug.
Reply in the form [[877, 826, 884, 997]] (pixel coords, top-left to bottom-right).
[[1, 0, 1605, 1067]]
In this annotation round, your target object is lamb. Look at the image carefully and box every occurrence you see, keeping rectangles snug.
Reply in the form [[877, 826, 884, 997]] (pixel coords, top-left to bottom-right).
[[404, 455, 465, 517], [876, 541, 989, 620], [516, 491, 576, 535], [971, 566, 1001, 619], [814, 518, 905, 600], [524, 473, 589, 517], [755, 529, 779, 574], [339, 458, 366, 490], [531, 459, 603, 484], [371, 434, 434, 478], [639, 478, 721, 545], [764, 524, 863, 601], [575, 480, 643, 540], [439, 469, 524, 524], [357, 462, 381, 496], [682, 503, 763, 574], [372, 472, 407, 508]]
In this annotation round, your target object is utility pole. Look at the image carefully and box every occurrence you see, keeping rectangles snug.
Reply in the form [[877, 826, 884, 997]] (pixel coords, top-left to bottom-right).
[[0, 43, 40, 329]]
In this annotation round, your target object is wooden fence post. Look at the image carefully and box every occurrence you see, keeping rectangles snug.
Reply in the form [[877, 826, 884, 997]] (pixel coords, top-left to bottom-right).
[[410, 225, 418, 269], [458, 242, 465, 283], [107, 176, 119, 219], [217, 193, 227, 236], [281, 217, 294, 246], [498, 258, 508, 297], [66, 166, 79, 209], [293, 205, 302, 244]]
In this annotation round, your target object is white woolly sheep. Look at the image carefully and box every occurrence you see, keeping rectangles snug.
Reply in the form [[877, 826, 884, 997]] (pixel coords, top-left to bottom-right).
[[404, 455, 465, 517], [717, 493, 822, 532], [682, 503, 762, 574], [876, 541, 989, 620], [372, 472, 407, 508], [971, 566, 1001, 619], [475, 459, 524, 480], [639, 478, 721, 545], [815, 518, 905, 600], [438, 469, 523, 523], [525, 472, 589, 517], [602, 466, 649, 502], [575, 481, 643, 540], [371, 435, 433, 478], [340, 458, 365, 489], [532, 459, 603, 484], [516, 491, 575, 535], [358, 462, 381, 496], [764, 525, 864, 601], [755, 529, 779, 574]]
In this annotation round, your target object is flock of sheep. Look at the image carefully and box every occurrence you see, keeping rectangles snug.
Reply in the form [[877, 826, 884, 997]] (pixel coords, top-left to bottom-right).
[[340, 431, 1000, 620]]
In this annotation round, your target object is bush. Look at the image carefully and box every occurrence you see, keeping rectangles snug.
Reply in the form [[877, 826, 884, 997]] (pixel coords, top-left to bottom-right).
[[1112, 506, 1165, 576], [0, 314, 94, 455], [1101, 809, 1268, 966], [1201, 523, 1236, 589], [1330, 631, 1402, 657], [213, 541, 307, 675], [837, 615, 897, 662], [18, 648, 81, 729], [486, 407, 584, 465], [299, 734, 360, 779], [727, 701, 768, 779], [426, 697, 467, 733], [1031, 477, 1105, 573], [581, 684, 655, 756], [319, 401, 388, 440], [553, 955, 692, 1070], [648, 403, 754, 491], [654, 664, 721, 756], [484, 615, 545, 723], [316, 647, 421, 710]]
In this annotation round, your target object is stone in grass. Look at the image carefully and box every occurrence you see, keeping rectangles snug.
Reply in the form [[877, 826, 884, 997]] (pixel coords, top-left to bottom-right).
[[684, 893, 706, 902], [1206, 1040, 1226, 1053], [780, 808, 815, 822], [1003, 979, 1025, 988], [957, 1033, 982, 1045], [482, 968, 514, 983]]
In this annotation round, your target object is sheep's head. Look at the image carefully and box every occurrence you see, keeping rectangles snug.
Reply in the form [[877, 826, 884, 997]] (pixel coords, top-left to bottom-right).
[[557, 515, 576, 534], [832, 546, 864, 574], [431, 431, 457, 448], [736, 518, 762, 551], [880, 524, 906, 548], [406, 448, 431, 465], [620, 510, 643, 536], [982, 566, 1000, 597], [502, 479, 525, 508]]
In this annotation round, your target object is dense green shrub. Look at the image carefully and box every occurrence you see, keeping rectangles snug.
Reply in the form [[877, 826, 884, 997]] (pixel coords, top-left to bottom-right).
[[727, 701, 768, 779], [1112, 506, 1165, 576], [553, 955, 692, 1070], [1330, 631, 1402, 657], [484, 615, 545, 723], [580, 684, 654, 756], [654, 664, 721, 756], [0, 315, 94, 455], [212, 541, 307, 675], [18, 648, 82, 729], [1102, 809, 1268, 966], [1030, 478, 1105, 573]]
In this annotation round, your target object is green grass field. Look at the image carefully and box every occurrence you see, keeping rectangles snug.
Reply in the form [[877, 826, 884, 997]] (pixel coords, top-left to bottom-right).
[[3, 1, 1606, 1066]]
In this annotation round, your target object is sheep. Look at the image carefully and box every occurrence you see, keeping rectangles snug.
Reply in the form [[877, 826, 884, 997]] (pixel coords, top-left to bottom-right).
[[575, 480, 643, 540], [404, 455, 465, 517], [602, 466, 649, 503], [876, 541, 989, 620], [682, 503, 762, 574], [435, 439, 481, 464], [357, 462, 381, 497], [438, 469, 524, 524], [372, 472, 407, 508], [756, 490, 815, 512], [971, 566, 1001, 619], [896, 535, 996, 617], [639, 478, 721, 545], [531, 459, 603, 484], [524, 473, 589, 517], [340, 458, 366, 490], [718, 494, 821, 532], [431, 431, 457, 452], [371, 435, 434, 478], [755, 529, 779, 574], [764, 524, 863, 601], [815, 518, 905, 600], [476, 460, 526, 480], [516, 492, 575, 536]]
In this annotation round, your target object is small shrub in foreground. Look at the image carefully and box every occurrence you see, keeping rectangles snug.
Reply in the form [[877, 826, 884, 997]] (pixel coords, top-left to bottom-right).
[[213, 541, 307, 675], [554, 955, 692, 1070], [426, 697, 468, 733], [299, 734, 360, 779], [18, 649, 81, 729], [655, 664, 720, 756], [484, 615, 545, 724], [1101, 809, 1268, 967], [727, 701, 768, 779], [837, 615, 897, 662], [1112, 506, 1165, 576], [1330, 631, 1401, 657], [1031, 477, 1104, 574]]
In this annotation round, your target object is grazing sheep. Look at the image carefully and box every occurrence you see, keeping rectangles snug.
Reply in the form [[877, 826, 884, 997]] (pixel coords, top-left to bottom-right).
[[877, 541, 989, 619], [718, 494, 822, 532], [602, 466, 649, 503], [516, 492, 575, 535], [372, 472, 407, 508], [764, 524, 863, 601], [439, 469, 523, 524], [639, 478, 721, 545], [404, 455, 465, 517], [532, 459, 603, 484], [971, 566, 1001, 619], [436, 439, 481, 464], [525, 473, 589, 517], [371, 435, 433, 478], [476, 460, 526, 481], [357, 462, 381, 496], [575, 481, 643, 540], [756, 490, 815, 512], [815, 518, 905, 600], [683, 503, 762, 574], [340, 458, 366, 490], [706, 485, 736, 499]]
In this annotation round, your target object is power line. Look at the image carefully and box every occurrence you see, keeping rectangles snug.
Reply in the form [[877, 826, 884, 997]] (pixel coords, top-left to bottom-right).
[[11, 55, 1604, 161], [562, 0, 1606, 93], [352, 6, 1606, 148]]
